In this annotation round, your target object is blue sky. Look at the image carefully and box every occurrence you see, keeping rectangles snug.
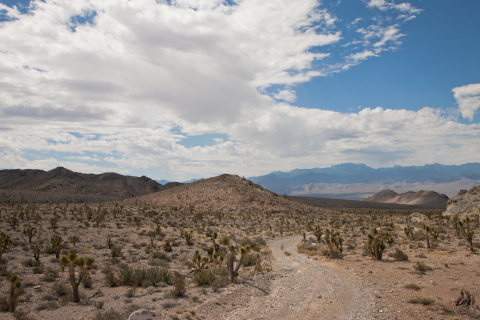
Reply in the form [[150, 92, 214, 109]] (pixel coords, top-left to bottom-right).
[[0, 0, 479, 181]]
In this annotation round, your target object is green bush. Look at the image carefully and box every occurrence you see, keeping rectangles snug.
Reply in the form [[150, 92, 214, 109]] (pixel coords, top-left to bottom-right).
[[392, 249, 409, 261]]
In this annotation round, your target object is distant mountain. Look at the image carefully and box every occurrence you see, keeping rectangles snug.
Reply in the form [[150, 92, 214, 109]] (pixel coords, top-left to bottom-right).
[[364, 189, 448, 208], [0, 167, 182, 202], [156, 179, 172, 185], [248, 163, 480, 200]]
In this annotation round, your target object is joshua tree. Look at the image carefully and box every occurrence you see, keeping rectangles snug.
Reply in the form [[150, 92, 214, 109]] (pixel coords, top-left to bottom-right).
[[404, 225, 414, 240], [32, 244, 43, 262], [69, 235, 79, 247], [23, 226, 37, 244], [60, 248, 95, 303], [227, 244, 250, 282], [0, 232, 13, 260], [193, 250, 208, 269], [465, 231, 476, 253], [184, 229, 194, 245], [367, 227, 393, 260], [8, 274, 21, 312], [50, 217, 58, 231], [164, 241, 172, 252], [206, 247, 214, 262], [211, 232, 219, 253], [50, 234, 63, 259], [147, 232, 156, 247], [314, 226, 323, 242], [423, 224, 432, 249]]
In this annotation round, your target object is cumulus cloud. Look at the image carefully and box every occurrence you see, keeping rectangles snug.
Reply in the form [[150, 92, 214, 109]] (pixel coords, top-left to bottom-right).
[[0, 0, 476, 181], [453, 83, 480, 121]]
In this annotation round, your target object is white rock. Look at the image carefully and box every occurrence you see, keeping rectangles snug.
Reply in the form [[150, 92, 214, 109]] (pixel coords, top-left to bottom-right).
[[128, 309, 155, 320]]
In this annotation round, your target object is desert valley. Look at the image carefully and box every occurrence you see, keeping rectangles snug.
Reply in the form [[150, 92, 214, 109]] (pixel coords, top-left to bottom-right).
[[0, 168, 479, 320]]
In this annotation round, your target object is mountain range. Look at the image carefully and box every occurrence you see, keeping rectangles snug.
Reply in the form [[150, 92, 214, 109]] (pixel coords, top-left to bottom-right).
[[247, 163, 480, 200]]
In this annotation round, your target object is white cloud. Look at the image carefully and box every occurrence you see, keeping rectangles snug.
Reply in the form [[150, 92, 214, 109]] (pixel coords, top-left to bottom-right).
[[453, 83, 480, 121], [273, 89, 297, 103]]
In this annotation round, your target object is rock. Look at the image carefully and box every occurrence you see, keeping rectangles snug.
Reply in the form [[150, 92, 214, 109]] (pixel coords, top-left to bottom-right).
[[128, 309, 156, 320]]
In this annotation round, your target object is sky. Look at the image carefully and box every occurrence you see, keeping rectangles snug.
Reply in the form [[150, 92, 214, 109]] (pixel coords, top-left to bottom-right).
[[0, 0, 479, 181]]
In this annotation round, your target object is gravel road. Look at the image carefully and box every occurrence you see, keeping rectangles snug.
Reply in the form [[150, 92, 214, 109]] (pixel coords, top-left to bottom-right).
[[225, 236, 375, 320]]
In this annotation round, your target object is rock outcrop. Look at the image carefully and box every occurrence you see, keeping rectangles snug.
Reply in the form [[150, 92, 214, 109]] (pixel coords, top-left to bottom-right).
[[444, 185, 480, 218]]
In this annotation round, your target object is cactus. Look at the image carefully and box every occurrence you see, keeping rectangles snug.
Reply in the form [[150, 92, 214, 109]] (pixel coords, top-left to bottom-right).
[[50, 234, 63, 259], [367, 227, 393, 260], [32, 244, 43, 262], [227, 244, 250, 282], [9, 274, 21, 312], [23, 226, 37, 244], [0, 232, 13, 260], [60, 248, 95, 303]]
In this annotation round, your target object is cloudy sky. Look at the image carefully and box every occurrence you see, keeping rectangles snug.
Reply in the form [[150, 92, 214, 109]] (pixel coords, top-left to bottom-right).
[[0, 0, 479, 181]]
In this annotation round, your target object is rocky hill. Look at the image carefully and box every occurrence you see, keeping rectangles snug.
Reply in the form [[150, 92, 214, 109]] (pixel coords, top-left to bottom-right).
[[131, 174, 323, 215], [0, 167, 182, 201], [444, 185, 480, 217], [363, 189, 449, 208]]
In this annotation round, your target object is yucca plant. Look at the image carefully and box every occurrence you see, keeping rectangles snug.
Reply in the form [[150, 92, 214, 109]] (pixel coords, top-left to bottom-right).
[[313, 226, 323, 242], [193, 270, 214, 286], [193, 250, 208, 269], [60, 248, 95, 303]]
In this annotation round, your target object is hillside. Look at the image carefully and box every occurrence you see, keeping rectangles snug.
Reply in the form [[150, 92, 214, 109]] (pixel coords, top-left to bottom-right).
[[248, 162, 480, 199], [363, 189, 448, 208], [0, 167, 182, 202], [131, 174, 322, 215]]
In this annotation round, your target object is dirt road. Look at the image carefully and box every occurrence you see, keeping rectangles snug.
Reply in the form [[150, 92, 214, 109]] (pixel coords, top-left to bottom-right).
[[228, 236, 375, 319]]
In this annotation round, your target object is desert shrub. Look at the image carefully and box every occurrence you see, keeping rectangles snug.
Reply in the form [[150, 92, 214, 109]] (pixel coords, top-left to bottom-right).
[[13, 309, 35, 320], [392, 249, 409, 261], [32, 265, 44, 274], [94, 301, 104, 309], [82, 273, 93, 288], [414, 261, 432, 273], [132, 267, 171, 287], [404, 284, 422, 291], [35, 301, 59, 311], [41, 294, 57, 301], [0, 264, 10, 277], [193, 270, 214, 286], [20, 259, 39, 267], [51, 282, 69, 296], [408, 297, 434, 305], [104, 271, 119, 287], [44, 246, 55, 255], [169, 272, 186, 297], [0, 295, 9, 311], [242, 253, 260, 267], [149, 258, 169, 267], [152, 251, 171, 261]]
